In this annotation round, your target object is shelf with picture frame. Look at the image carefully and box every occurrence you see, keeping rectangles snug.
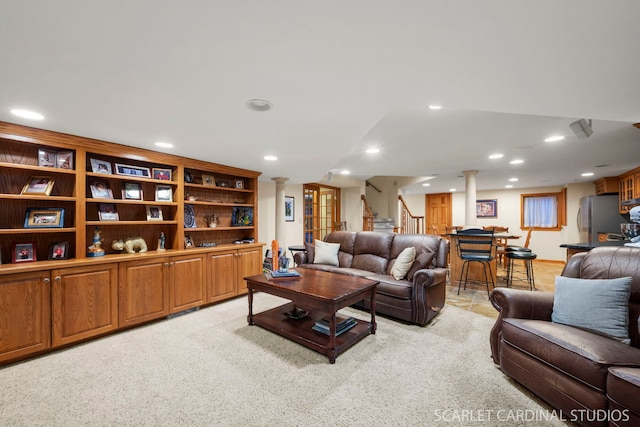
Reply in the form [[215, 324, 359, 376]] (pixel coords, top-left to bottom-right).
[[0, 120, 265, 365]]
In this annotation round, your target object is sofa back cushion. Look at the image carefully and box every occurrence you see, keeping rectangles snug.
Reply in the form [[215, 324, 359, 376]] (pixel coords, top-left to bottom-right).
[[350, 232, 394, 274], [563, 246, 640, 348], [324, 231, 357, 268]]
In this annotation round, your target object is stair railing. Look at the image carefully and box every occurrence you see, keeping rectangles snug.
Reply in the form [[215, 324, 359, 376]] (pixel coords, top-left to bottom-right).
[[398, 195, 424, 234]]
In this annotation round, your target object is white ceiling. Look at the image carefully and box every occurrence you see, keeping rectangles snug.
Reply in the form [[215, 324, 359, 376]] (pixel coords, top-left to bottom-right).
[[1, 1, 639, 194]]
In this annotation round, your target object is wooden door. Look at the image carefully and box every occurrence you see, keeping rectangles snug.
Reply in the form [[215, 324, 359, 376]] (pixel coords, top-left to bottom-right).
[[0, 271, 51, 363], [303, 184, 341, 243], [237, 246, 263, 294], [207, 250, 237, 302], [52, 263, 118, 346], [118, 257, 170, 327], [169, 253, 205, 313], [426, 193, 452, 233]]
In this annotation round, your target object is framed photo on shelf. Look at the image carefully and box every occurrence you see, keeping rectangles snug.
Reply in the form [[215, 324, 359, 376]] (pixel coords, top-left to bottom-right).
[[90, 158, 112, 174], [48, 241, 69, 260], [56, 151, 74, 169], [146, 206, 163, 221], [114, 163, 151, 178], [21, 176, 55, 196], [231, 207, 253, 226], [89, 181, 113, 199], [476, 199, 498, 218], [98, 203, 119, 221], [155, 185, 173, 202], [184, 235, 194, 248], [38, 148, 56, 167], [12, 242, 36, 263], [202, 174, 216, 186], [24, 207, 65, 228], [235, 179, 244, 189], [153, 168, 172, 181], [123, 182, 143, 200]]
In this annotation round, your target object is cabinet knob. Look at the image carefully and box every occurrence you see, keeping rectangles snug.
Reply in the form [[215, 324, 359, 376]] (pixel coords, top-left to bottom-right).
[[54, 276, 61, 282], [165, 262, 170, 267], [170, 261, 175, 266], [43, 278, 50, 284]]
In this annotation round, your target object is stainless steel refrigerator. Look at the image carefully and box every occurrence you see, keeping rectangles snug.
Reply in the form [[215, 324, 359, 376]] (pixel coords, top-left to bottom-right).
[[578, 195, 627, 242]]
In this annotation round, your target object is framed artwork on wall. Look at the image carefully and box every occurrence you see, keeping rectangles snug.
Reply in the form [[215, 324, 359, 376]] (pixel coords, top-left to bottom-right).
[[285, 196, 294, 222], [476, 199, 498, 218]]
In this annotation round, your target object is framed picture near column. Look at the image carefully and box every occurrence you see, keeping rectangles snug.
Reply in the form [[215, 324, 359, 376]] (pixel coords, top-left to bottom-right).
[[476, 199, 497, 218], [285, 196, 295, 222]]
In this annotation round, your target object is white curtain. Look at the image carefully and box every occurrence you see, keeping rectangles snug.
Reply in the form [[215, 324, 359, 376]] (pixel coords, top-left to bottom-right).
[[524, 196, 557, 228]]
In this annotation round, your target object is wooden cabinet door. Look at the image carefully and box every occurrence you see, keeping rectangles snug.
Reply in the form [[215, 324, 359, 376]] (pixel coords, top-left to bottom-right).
[[118, 257, 170, 327], [169, 253, 205, 313], [0, 271, 51, 363], [51, 263, 118, 347], [237, 246, 263, 295], [207, 250, 237, 302]]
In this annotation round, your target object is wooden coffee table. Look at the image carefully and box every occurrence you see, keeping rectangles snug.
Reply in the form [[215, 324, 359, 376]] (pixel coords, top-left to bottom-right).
[[245, 269, 378, 364]]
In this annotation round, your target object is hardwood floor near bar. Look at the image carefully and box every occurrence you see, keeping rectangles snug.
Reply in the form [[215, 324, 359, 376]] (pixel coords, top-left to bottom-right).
[[446, 260, 566, 319]]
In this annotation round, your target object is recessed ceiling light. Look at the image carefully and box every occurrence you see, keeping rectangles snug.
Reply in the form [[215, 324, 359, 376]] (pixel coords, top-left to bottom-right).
[[422, 183, 431, 187], [449, 188, 456, 192], [508, 177, 519, 182], [510, 159, 524, 164], [246, 99, 273, 112], [544, 135, 565, 143], [489, 153, 504, 159], [264, 155, 278, 161], [428, 105, 443, 110], [154, 142, 173, 148], [340, 170, 350, 175], [366, 148, 380, 154], [11, 109, 44, 120], [505, 184, 514, 188], [581, 172, 594, 177]]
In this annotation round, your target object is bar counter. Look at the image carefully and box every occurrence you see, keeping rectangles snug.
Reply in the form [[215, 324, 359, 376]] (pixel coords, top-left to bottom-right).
[[559, 241, 626, 261]]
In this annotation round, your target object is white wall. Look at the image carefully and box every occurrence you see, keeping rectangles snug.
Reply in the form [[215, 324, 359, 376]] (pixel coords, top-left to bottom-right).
[[259, 178, 600, 262], [451, 183, 597, 262], [258, 180, 365, 258]]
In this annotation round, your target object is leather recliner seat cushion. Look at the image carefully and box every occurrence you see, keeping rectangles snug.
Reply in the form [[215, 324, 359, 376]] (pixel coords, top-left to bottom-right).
[[607, 367, 640, 426], [501, 318, 640, 392]]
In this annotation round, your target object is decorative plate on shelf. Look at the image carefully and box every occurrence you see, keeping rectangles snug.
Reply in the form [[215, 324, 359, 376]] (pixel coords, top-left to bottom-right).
[[184, 204, 197, 228]]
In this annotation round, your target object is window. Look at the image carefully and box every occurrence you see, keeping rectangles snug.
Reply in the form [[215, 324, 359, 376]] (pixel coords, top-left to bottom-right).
[[520, 189, 566, 231]]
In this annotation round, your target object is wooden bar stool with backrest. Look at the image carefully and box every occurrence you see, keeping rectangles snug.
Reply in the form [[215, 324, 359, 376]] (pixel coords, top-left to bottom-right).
[[456, 228, 496, 298]]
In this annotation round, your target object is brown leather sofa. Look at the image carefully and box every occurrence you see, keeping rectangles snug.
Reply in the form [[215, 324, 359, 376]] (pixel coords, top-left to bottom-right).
[[293, 231, 449, 326], [490, 246, 640, 427]]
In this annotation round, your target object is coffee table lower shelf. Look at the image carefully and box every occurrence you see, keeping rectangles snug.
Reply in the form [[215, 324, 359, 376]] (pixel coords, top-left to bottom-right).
[[251, 302, 373, 363]]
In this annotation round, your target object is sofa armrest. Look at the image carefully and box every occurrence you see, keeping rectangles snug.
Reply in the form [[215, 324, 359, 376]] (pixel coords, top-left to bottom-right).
[[489, 288, 555, 364], [293, 252, 308, 265], [411, 267, 448, 325]]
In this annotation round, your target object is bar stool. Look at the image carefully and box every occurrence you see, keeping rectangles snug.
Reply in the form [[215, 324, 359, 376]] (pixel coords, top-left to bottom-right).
[[505, 249, 537, 290], [455, 228, 495, 298]]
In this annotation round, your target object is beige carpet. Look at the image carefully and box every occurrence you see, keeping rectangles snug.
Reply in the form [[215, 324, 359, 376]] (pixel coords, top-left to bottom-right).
[[0, 294, 571, 426]]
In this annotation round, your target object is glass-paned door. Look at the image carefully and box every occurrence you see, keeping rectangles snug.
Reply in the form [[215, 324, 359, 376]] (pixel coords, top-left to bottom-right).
[[303, 184, 341, 243]]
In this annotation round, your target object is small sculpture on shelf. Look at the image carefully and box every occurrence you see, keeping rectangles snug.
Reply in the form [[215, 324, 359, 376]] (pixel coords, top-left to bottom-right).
[[205, 214, 218, 228], [111, 237, 148, 254], [158, 232, 166, 251], [87, 227, 105, 257]]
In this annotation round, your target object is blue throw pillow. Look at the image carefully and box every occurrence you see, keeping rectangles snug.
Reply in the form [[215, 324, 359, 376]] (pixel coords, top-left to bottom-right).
[[551, 276, 632, 344]]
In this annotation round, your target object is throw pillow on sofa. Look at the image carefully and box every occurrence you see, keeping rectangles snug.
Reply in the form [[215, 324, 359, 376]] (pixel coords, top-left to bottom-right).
[[406, 252, 435, 281], [313, 240, 340, 266], [390, 246, 416, 280], [551, 276, 632, 344], [304, 241, 315, 263]]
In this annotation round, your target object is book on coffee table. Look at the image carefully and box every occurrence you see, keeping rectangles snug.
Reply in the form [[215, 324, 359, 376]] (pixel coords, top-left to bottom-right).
[[312, 315, 357, 336], [265, 270, 301, 281]]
